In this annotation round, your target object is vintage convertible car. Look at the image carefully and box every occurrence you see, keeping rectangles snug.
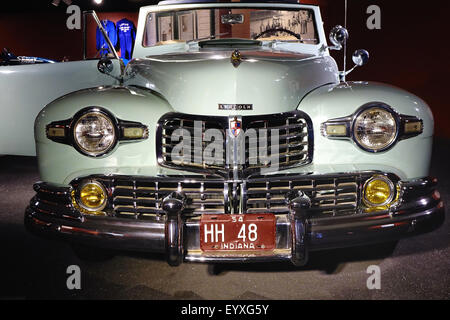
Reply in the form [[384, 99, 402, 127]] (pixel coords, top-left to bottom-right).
[[24, 0, 444, 266]]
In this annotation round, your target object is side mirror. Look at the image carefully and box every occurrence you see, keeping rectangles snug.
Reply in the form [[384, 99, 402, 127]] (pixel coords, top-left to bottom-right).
[[339, 49, 370, 81], [97, 57, 114, 75], [329, 25, 349, 50], [352, 49, 369, 67]]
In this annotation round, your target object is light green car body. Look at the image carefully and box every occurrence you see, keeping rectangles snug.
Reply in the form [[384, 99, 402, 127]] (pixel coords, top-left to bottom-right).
[[34, 2, 433, 185]]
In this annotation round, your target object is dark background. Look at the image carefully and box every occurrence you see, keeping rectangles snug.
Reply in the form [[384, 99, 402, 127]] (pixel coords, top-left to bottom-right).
[[0, 0, 449, 137], [0, 1, 448, 300]]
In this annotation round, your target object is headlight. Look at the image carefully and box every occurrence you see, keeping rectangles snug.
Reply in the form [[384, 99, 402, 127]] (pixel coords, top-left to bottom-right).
[[46, 107, 148, 154], [353, 106, 398, 152], [73, 110, 117, 156]]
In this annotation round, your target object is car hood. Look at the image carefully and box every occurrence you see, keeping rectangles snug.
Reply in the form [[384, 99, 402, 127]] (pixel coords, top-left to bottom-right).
[[125, 50, 339, 116]]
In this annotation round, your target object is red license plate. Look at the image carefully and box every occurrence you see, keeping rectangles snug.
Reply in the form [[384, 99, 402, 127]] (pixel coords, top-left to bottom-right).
[[200, 214, 276, 252]]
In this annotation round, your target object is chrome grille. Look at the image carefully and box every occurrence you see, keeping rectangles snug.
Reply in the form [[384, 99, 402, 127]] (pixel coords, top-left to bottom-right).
[[71, 173, 374, 220], [111, 177, 228, 218], [157, 111, 312, 176], [245, 114, 309, 169], [244, 174, 364, 217], [159, 115, 226, 170]]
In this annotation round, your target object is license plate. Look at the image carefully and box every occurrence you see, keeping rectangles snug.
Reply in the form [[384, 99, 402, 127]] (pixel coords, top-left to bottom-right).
[[200, 214, 276, 252]]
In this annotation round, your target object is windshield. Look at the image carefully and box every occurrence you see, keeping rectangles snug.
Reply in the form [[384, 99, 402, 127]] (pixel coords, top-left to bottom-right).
[[143, 8, 318, 47]]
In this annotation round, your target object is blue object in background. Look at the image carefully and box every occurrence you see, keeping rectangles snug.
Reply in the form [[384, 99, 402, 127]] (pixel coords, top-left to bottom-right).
[[117, 18, 136, 60], [96, 20, 117, 56]]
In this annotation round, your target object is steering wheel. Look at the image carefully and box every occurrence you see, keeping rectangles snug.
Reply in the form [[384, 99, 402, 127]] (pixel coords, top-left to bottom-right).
[[253, 28, 302, 40]]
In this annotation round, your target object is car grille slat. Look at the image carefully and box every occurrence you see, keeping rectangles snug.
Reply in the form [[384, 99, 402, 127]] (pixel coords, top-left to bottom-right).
[[111, 178, 228, 219], [245, 115, 309, 170], [123, 174, 361, 218], [244, 175, 361, 218]]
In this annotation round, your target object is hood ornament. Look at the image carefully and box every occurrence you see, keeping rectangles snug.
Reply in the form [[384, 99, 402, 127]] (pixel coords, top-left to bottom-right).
[[230, 50, 242, 68]]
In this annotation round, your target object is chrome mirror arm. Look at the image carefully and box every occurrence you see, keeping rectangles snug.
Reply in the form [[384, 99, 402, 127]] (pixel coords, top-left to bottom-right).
[[339, 65, 358, 82], [327, 44, 343, 51]]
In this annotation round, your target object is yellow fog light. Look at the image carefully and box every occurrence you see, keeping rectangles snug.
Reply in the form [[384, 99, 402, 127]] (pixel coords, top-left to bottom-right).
[[363, 175, 395, 207], [77, 181, 107, 213]]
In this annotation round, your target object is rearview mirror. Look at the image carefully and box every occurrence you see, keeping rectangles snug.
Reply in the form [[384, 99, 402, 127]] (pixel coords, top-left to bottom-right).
[[221, 14, 244, 24]]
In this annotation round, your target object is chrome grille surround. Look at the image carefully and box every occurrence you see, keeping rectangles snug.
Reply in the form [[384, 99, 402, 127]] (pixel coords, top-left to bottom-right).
[[156, 111, 313, 178], [70, 172, 399, 220]]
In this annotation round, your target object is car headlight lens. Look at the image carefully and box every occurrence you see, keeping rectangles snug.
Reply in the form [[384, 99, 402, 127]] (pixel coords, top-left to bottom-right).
[[76, 181, 107, 213], [73, 111, 116, 156], [353, 107, 398, 152], [363, 175, 395, 207]]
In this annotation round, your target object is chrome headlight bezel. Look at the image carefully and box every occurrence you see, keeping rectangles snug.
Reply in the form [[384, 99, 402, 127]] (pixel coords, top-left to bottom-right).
[[351, 103, 400, 153], [71, 108, 118, 157], [46, 107, 149, 157], [321, 102, 423, 153]]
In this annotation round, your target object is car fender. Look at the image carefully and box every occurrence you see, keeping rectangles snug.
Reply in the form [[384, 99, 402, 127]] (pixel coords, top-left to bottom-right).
[[35, 85, 174, 184], [297, 81, 434, 180]]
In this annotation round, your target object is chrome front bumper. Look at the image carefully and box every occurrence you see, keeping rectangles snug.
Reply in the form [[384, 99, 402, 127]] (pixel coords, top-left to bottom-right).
[[24, 176, 445, 266]]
